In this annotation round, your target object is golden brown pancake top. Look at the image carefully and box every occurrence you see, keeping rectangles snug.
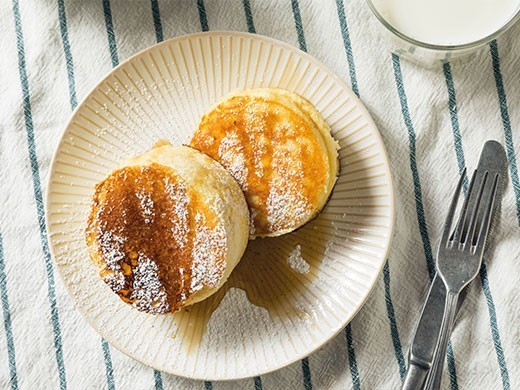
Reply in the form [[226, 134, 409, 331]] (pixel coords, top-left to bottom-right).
[[190, 94, 329, 236], [86, 163, 227, 314]]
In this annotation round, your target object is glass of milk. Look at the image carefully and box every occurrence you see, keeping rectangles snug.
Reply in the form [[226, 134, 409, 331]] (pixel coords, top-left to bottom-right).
[[367, 0, 520, 65]]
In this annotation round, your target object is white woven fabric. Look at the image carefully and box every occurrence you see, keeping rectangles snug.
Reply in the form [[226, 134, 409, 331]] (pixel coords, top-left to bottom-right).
[[0, 0, 519, 389]]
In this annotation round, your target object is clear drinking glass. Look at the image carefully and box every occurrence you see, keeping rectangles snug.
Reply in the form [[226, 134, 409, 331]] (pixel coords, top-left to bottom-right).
[[366, 0, 520, 66]]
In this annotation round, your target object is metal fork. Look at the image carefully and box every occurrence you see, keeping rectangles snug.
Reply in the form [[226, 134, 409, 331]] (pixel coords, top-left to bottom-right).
[[425, 151, 503, 389]]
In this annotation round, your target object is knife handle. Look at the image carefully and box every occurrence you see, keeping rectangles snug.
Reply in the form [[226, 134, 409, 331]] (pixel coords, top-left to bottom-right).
[[402, 362, 429, 390]]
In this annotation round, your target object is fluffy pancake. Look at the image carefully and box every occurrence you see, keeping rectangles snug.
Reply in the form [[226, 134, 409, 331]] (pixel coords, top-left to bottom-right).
[[190, 88, 339, 237], [86, 144, 249, 314]]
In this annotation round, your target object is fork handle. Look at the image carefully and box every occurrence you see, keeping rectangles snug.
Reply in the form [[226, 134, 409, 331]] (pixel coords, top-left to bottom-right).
[[425, 291, 459, 390]]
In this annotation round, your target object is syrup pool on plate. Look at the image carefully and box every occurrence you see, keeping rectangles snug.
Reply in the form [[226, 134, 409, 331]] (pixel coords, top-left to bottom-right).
[[371, 0, 520, 45]]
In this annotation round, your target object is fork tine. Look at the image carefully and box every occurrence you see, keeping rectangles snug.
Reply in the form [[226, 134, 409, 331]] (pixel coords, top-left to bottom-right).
[[464, 171, 488, 245], [451, 169, 477, 243], [474, 173, 500, 254], [441, 168, 466, 246]]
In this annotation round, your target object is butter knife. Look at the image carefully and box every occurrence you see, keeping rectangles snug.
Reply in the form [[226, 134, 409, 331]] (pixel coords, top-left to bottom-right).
[[401, 274, 464, 390]]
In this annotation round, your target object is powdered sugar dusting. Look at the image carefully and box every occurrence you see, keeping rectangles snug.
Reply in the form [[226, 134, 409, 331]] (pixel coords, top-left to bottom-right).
[[287, 245, 310, 274], [103, 269, 125, 292], [130, 255, 169, 314], [264, 135, 316, 231], [191, 212, 227, 291], [164, 177, 189, 248], [266, 155, 309, 232], [98, 230, 126, 271], [244, 104, 269, 178], [266, 186, 308, 232], [135, 189, 154, 224], [218, 131, 248, 189]]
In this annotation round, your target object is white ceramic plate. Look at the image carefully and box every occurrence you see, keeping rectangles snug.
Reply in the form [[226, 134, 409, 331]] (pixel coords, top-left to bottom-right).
[[46, 32, 394, 380]]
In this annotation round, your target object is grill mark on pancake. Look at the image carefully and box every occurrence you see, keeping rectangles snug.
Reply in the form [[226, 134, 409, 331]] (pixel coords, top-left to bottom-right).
[[191, 93, 329, 236]]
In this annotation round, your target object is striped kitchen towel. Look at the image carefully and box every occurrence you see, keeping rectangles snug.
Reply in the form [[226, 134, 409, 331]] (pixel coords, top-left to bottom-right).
[[0, 0, 519, 389]]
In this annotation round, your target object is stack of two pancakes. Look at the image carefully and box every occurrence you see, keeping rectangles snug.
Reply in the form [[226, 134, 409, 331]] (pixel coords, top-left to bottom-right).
[[86, 88, 339, 314]]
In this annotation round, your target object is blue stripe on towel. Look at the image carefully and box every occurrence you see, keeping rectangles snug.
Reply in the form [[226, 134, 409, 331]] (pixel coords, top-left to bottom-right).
[[383, 262, 406, 379], [242, 0, 256, 34], [11, 0, 68, 387], [254, 376, 263, 390], [150, 0, 164, 43], [57, 0, 77, 110], [101, 339, 116, 390], [0, 233, 19, 390], [490, 40, 520, 226], [334, 0, 359, 97], [301, 357, 313, 390], [197, 0, 209, 32], [290, 0, 306, 52], [442, 63, 468, 193], [391, 54, 436, 279], [154, 370, 164, 390], [480, 263, 510, 390], [102, 0, 119, 67], [345, 324, 360, 390]]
